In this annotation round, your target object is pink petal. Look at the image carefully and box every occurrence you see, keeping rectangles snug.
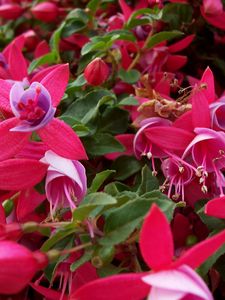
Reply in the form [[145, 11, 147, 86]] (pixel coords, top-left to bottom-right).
[[143, 265, 212, 300], [3, 34, 25, 60], [30, 283, 68, 300], [8, 43, 27, 81], [164, 55, 187, 72], [191, 91, 211, 128], [118, 0, 132, 21], [31, 65, 60, 83], [0, 79, 12, 117], [16, 188, 46, 221], [168, 34, 195, 53], [205, 196, 225, 218], [144, 126, 194, 151], [0, 204, 6, 224], [173, 111, 194, 132], [174, 227, 225, 269], [34, 40, 50, 58], [70, 273, 149, 300], [0, 118, 30, 161], [0, 159, 48, 190], [139, 204, 174, 270], [200, 67, 215, 103], [40, 64, 69, 107], [201, 7, 225, 30], [38, 118, 88, 160], [71, 262, 98, 292]]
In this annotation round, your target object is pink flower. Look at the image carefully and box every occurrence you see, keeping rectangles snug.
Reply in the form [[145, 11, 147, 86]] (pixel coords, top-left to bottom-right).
[[0, 64, 88, 161], [41, 151, 87, 213], [0, 4, 23, 20], [0, 240, 47, 295], [31, 2, 59, 22], [71, 204, 225, 300], [84, 58, 109, 86]]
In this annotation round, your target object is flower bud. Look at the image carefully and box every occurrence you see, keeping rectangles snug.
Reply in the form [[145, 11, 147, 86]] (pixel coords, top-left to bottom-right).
[[31, 2, 58, 22], [0, 241, 47, 294], [84, 58, 109, 86], [0, 4, 23, 20]]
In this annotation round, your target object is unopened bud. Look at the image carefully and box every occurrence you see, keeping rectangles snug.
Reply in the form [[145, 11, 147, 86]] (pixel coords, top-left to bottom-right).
[[31, 2, 58, 22], [0, 4, 23, 20], [84, 58, 109, 86]]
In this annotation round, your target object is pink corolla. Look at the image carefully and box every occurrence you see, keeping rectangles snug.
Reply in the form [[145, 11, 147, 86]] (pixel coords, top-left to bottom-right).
[[71, 204, 225, 300], [41, 151, 87, 213], [183, 127, 225, 195], [210, 98, 225, 131], [201, 0, 225, 30]]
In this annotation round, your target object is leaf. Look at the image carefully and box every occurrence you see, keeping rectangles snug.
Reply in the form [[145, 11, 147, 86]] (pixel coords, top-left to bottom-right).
[[81, 41, 106, 55], [137, 165, 159, 195], [126, 7, 162, 29], [50, 21, 66, 59], [67, 74, 87, 91], [111, 156, 143, 180], [28, 52, 57, 73], [98, 107, 129, 134], [100, 196, 175, 246], [146, 31, 184, 49], [118, 68, 141, 84], [104, 30, 136, 42], [73, 192, 117, 221], [83, 133, 125, 156], [63, 90, 113, 122], [118, 96, 139, 106], [70, 248, 92, 272], [89, 170, 116, 193]]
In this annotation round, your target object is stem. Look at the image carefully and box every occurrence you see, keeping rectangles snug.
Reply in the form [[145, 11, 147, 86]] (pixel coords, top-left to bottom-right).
[[61, 242, 92, 255]]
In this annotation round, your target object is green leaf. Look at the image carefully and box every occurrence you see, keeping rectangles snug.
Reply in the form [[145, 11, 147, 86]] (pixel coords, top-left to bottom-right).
[[89, 170, 116, 193], [70, 248, 92, 272], [126, 7, 162, 29], [81, 41, 106, 55], [63, 90, 112, 122], [118, 68, 141, 84], [67, 74, 87, 91], [118, 96, 139, 106], [100, 196, 175, 246], [112, 156, 142, 180], [146, 31, 184, 49], [137, 165, 159, 195], [98, 264, 125, 278], [87, 0, 100, 13], [50, 21, 66, 58], [28, 52, 57, 74], [98, 107, 129, 134], [105, 30, 136, 42], [73, 192, 117, 221], [83, 133, 124, 156]]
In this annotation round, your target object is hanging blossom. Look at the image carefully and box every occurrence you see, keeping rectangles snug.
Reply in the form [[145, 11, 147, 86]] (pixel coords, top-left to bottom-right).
[[71, 204, 225, 300], [0, 64, 88, 161], [41, 150, 87, 215]]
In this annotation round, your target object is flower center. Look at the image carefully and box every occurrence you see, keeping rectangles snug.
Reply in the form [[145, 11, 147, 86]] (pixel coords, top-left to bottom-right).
[[17, 87, 45, 122]]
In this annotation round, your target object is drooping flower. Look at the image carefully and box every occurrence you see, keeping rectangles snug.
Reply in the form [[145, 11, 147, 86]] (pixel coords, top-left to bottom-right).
[[71, 204, 225, 300], [41, 150, 87, 213], [0, 240, 47, 295], [0, 64, 88, 161]]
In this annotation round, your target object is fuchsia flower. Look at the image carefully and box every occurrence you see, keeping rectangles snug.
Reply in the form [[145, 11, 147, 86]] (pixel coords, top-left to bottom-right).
[[71, 204, 225, 300], [31, 1, 59, 22], [201, 0, 225, 30], [0, 64, 88, 161], [41, 151, 87, 213], [0, 3, 23, 20], [84, 58, 109, 86], [0, 240, 47, 295]]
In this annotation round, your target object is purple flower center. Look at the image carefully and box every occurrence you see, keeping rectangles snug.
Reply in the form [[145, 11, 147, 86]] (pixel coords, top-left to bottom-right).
[[10, 82, 56, 132]]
